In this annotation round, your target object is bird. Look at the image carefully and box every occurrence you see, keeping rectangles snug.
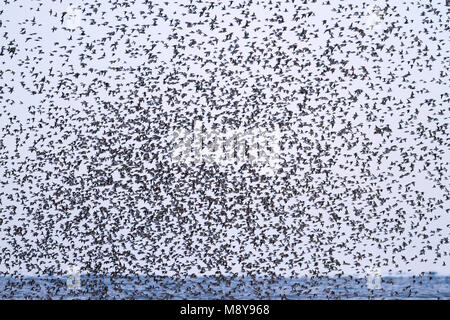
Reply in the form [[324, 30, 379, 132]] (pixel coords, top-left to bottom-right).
[[0, 0, 448, 300]]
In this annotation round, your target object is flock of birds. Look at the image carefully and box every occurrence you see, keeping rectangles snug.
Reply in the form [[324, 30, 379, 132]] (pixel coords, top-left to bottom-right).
[[0, 0, 449, 299]]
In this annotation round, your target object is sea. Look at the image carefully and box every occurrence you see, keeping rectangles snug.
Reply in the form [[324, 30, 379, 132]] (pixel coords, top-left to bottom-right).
[[0, 274, 449, 299]]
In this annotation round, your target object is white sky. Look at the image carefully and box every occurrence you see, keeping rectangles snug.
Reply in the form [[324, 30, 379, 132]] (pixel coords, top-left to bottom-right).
[[0, 0, 449, 277]]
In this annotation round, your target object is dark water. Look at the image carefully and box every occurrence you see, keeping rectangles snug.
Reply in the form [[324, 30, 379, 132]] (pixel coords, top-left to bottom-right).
[[1, 275, 449, 299]]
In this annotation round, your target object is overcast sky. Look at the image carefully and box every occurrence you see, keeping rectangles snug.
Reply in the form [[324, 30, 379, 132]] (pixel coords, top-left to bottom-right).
[[0, 0, 449, 277]]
